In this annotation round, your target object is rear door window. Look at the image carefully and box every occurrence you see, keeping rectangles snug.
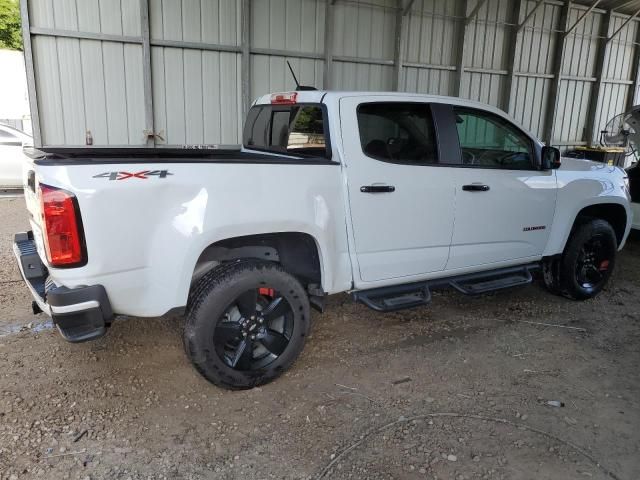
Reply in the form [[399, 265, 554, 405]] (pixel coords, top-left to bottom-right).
[[356, 103, 438, 164], [243, 104, 327, 158]]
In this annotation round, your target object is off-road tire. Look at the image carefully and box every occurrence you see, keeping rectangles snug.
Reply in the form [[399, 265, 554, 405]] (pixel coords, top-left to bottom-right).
[[184, 260, 311, 390]]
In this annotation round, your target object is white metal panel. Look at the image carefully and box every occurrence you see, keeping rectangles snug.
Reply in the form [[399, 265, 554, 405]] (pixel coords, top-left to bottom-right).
[[332, 62, 394, 91], [151, 46, 242, 144], [516, 0, 560, 75], [556, 79, 593, 144], [465, 0, 510, 71], [27, 0, 142, 35], [56, 37, 85, 145], [252, 0, 325, 53], [511, 76, 551, 135], [149, 0, 240, 45], [402, 67, 455, 96], [562, 8, 601, 77], [31, 36, 65, 144], [603, 17, 636, 81], [405, 0, 459, 66], [79, 40, 109, 145], [333, 0, 396, 60], [461, 73, 505, 108]]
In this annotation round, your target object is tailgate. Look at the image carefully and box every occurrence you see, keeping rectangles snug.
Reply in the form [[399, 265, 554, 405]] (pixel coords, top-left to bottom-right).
[[22, 149, 47, 262]]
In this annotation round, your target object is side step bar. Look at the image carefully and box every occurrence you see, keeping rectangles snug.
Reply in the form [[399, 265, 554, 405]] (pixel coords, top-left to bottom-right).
[[353, 263, 538, 313], [449, 266, 534, 295], [353, 283, 431, 312]]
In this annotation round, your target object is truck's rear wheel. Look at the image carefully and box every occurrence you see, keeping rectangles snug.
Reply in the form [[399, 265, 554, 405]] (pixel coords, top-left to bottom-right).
[[556, 218, 617, 300], [184, 260, 311, 390]]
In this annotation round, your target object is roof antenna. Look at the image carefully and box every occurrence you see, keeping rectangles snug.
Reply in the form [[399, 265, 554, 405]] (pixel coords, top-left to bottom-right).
[[286, 61, 317, 91]]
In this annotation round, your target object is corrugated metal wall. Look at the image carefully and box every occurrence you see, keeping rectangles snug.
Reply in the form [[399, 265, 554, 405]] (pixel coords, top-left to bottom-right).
[[23, 0, 640, 149]]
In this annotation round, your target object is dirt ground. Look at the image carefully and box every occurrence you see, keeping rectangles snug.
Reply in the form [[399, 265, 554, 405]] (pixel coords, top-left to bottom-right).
[[0, 196, 639, 480]]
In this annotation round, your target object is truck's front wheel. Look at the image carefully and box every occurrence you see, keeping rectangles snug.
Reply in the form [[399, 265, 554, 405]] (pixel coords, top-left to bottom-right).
[[555, 218, 617, 300], [184, 260, 311, 389]]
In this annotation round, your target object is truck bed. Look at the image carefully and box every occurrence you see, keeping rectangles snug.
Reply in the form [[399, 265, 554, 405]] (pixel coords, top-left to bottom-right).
[[27, 147, 335, 165]]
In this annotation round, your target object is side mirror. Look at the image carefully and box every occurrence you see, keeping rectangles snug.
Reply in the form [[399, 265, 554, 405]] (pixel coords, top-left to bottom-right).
[[541, 146, 561, 170]]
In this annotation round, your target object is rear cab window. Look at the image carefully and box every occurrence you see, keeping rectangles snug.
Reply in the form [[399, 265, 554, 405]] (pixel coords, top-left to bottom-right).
[[243, 104, 329, 159]]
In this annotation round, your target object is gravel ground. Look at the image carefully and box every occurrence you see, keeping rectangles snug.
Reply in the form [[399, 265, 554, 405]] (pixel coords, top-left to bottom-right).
[[0, 197, 639, 480], [0, 196, 43, 334]]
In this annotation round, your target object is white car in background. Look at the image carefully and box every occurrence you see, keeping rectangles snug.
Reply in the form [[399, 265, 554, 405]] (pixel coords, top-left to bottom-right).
[[0, 124, 32, 189]]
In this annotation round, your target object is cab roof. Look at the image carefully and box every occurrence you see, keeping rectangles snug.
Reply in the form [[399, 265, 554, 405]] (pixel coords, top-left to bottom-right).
[[252, 90, 539, 144]]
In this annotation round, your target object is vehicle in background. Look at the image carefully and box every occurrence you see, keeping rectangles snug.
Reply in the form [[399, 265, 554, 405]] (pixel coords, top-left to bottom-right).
[[13, 91, 632, 390], [628, 163, 640, 230], [0, 124, 32, 189]]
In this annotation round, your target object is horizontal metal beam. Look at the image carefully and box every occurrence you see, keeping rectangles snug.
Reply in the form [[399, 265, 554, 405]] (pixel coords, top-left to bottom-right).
[[151, 39, 241, 53], [602, 78, 634, 85], [551, 140, 588, 146], [251, 47, 323, 60], [465, 66, 509, 75], [30, 27, 142, 44], [402, 62, 457, 71], [514, 71, 555, 79], [333, 55, 394, 66]]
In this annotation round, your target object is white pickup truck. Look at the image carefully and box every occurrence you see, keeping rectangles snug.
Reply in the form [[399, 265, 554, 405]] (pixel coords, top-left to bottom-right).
[[14, 91, 632, 389]]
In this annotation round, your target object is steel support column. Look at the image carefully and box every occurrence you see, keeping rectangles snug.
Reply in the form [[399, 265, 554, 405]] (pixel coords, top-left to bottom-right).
[[454, 0, 470, 97], [454, 0, 488, 97], [241, 0, 252, 116], [19, 0, 42, 147], [140, 0, 155, 146], [542, 0, 571, 144], [393, 0, 415, 91], [626, 22, 640, 112], [503, 0, 524, 113], [585, 9, 613, 146], [323, 0, 336, 89]]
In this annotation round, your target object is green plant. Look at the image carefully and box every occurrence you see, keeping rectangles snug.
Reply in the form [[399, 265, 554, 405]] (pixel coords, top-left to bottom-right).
[[0, 0, 22, 51]]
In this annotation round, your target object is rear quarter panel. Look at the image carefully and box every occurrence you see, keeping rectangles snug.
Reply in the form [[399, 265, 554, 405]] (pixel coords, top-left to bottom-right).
[[34, 161, 351, 317]]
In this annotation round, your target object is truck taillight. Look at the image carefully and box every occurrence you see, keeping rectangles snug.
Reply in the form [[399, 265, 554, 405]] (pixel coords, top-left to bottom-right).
[[40, 184, 87, 267], [270, 92, 297, 104]]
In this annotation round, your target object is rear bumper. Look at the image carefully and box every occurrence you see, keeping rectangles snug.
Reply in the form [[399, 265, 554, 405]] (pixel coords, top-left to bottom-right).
[[13, 232, 113, 342]]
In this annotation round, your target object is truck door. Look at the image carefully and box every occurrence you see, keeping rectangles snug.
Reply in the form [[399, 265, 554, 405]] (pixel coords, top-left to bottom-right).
[[339, 97, 456, 285], [442, 105, 557, 269]]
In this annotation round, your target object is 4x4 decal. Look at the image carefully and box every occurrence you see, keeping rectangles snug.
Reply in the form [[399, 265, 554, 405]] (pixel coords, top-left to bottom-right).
[[93, 170, 173, 181]]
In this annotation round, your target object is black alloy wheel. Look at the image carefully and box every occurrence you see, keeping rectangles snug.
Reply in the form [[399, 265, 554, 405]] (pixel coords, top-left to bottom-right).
[[556, 218, 617, 300], [214, 288, 294, 371], [575, 234, 611, 290], [184, 260, 311, 389]]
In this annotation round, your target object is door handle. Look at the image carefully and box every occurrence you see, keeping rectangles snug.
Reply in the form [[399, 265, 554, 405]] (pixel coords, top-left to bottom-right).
[[462, 184, 490, 192], [360, 185, 396, 193]]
